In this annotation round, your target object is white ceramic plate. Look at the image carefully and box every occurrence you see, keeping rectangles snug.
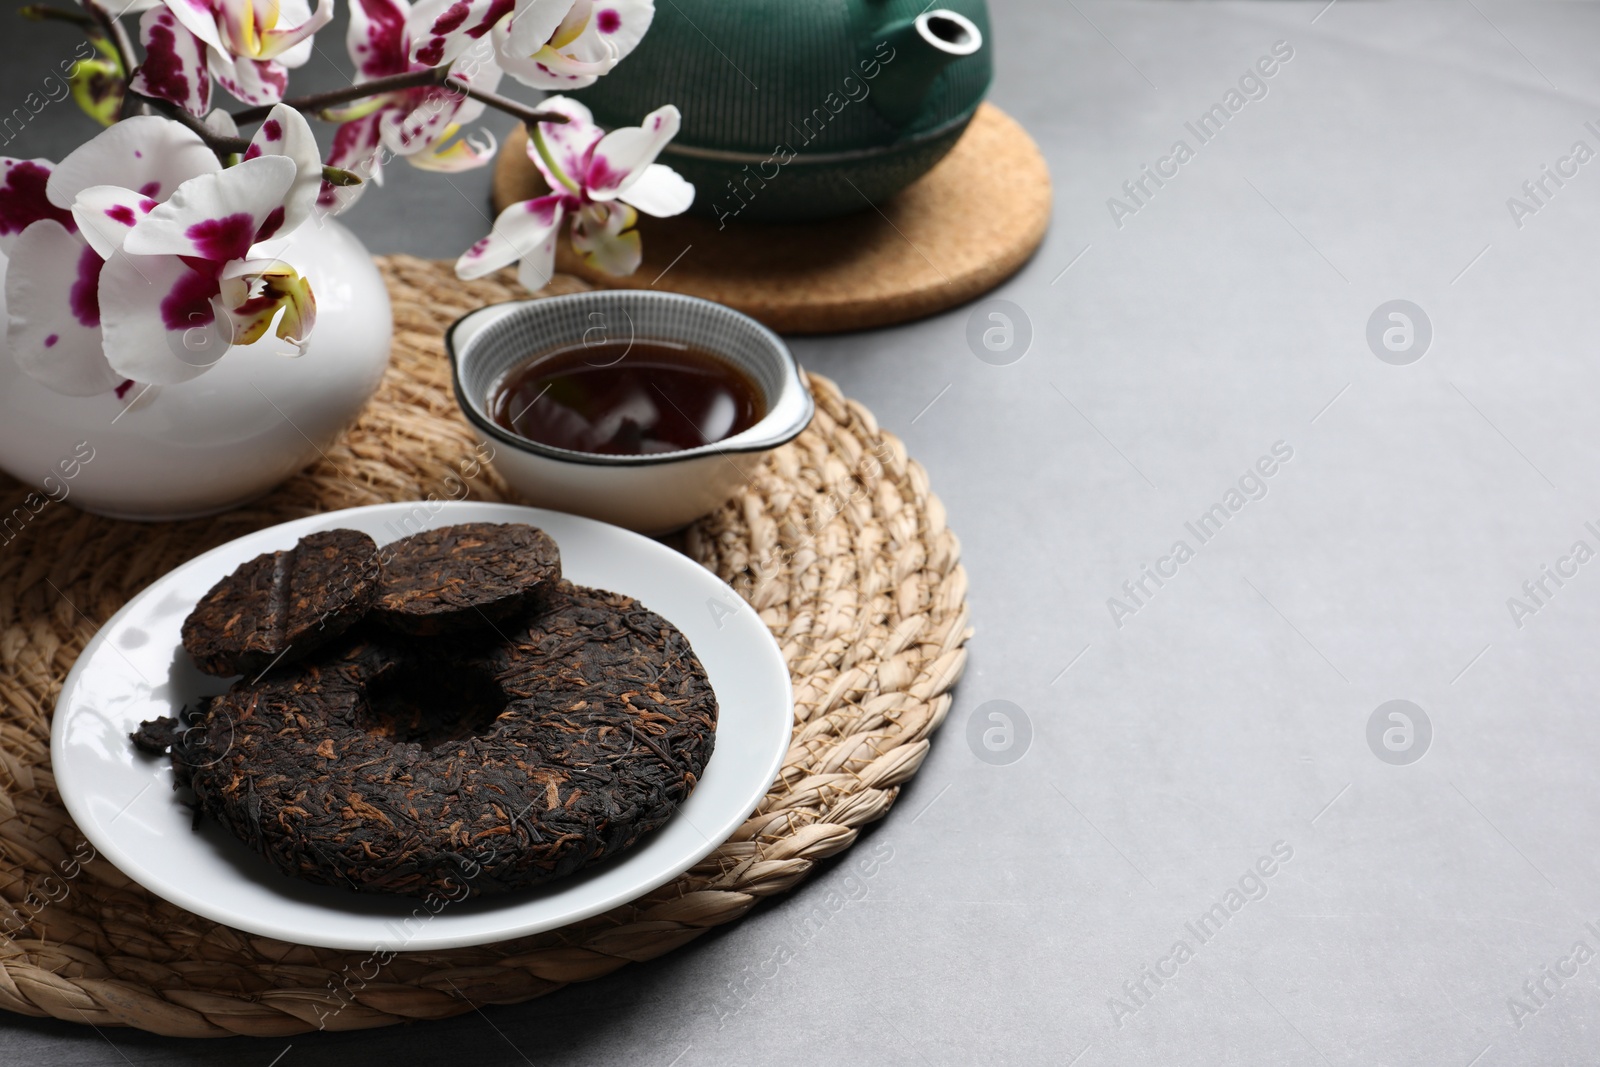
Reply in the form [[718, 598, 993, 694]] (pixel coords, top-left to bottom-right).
[[50, 502, 792, 951]]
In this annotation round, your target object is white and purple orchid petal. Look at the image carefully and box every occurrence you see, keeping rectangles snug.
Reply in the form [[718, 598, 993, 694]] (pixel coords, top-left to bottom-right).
[[614, 161, 693, 218], [506, 0, 577, 57], [587, 0, 652, 63], [380, 98, 457, 157], [585, 104, 679, 201], [445, 34, 503, 94], [272, 33, 317, 70], [543, 31, 617, 73], [405, 125, 498, 172], [408, 0, 514, 67], [548, 0, 592, 47], [515, 228, 559, 290], [374, 36, 499, 156], [209, 49, 290, 106], [219, 257, 317, 350], [325, 113, 385, 173], [454, 193, 565, 279], [379, 63, 497, 157], [497, 56, 599, 90], [319, 112, 384, 210], [499, 0, 647, 88], [248, 0, 334, 60], [570, 200, 639, 276], [497, 35, 614, 89], [0, 159, 77, 255], [316, 179, 368, 214], [5, 221, 120, 397], [160, 0, 230, 57], [348, 0, 414, 78], [47, 115, 221, 210], [99, 252, 229, 384], [204, 108, 241, 138], [412, 35, 500, 133], [124, 155, 298, 260], [47, 116, 221, 209], [131, 6, 213, 117], [244, 104, 323, 234], [521, 95, 600, 191], [495, 21, 612, 89], [71, 185, 160, 258]]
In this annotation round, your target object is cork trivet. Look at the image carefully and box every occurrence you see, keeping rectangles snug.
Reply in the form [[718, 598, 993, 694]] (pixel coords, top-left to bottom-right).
[[0, 255, 970, 1036], [492, 103, 1051, 333]]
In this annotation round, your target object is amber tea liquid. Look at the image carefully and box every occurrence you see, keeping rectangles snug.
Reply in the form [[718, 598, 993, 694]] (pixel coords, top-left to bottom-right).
[[490, 338, 766, 455]]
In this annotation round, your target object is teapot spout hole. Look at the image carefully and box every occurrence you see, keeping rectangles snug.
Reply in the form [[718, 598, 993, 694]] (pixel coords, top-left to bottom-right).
[[918, 11, 983, 56]]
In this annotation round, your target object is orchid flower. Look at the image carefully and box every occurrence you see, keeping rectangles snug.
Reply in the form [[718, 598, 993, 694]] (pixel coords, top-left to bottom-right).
[[455, 96, 691, 288], [3, 108, 321, 396], [318, 0, 503, 210], [0, 156, 121, 396], [408, 0, 651, 91], [133, 0, 334, 112], [496, 0, 652, 89]]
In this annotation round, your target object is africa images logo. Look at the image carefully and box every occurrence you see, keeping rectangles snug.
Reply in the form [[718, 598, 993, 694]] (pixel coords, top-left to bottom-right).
[[1106, 41, 1295, 229], [1107, 842, 1295, 1029], [1106, 441, 1294, 628]]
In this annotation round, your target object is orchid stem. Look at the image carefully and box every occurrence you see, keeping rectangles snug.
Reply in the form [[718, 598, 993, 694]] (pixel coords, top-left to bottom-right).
[[232, 68, 451, 125], [134, 90, 365, 184], [442, 78, 568, 128], [231, 70, 569, 129], [530, 124, 580, 194], [19, 5, 98, 30], [130, 91, 251, 157]]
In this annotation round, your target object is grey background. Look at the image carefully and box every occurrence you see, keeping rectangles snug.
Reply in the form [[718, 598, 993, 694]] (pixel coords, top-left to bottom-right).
[[5, 0, 1600, 1063]]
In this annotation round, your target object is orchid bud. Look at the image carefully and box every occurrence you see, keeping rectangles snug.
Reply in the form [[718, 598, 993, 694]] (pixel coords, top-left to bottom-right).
[[321, 165, 364, 187], [68, 37, 125, 127]]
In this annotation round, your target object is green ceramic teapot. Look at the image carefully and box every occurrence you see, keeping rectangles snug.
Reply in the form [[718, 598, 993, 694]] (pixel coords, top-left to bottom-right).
[[571, 0, 992, 223]]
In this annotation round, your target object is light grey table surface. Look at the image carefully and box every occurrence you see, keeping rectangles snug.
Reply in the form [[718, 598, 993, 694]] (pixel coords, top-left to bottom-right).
[[6, 1, 1600, 1063]]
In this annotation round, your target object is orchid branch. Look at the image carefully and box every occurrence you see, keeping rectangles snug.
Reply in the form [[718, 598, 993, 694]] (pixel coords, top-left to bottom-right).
[[130, 90, 251, 155], [127, 88, 361, 187], [19, 5, 99, 31], [529, 124, 580, 194], [442, 78, 569, 128], [231, 69, 450, 125], [230, 71, 569, 128]]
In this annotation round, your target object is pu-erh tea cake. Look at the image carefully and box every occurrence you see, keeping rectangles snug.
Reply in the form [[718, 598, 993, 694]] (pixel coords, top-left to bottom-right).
[[180, 528, 382, 677], [371, 522, 561, 636], [138, 522, 718, 900]]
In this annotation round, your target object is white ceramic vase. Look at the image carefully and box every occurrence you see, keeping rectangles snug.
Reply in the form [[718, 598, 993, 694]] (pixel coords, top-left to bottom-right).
[[0, 221, 391, 520]]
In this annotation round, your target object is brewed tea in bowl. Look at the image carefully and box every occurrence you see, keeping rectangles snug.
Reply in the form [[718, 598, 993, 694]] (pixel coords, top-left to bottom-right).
[[450, 291, 813, 534]]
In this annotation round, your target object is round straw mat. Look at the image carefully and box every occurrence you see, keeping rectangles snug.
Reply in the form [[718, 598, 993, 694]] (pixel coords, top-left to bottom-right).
[[0, 255, 970, 1037]]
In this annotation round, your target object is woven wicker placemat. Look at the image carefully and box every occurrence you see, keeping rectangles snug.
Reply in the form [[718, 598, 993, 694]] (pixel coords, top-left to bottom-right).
[[492, 103, 1052, 334], [0, 255, 969, 1037]]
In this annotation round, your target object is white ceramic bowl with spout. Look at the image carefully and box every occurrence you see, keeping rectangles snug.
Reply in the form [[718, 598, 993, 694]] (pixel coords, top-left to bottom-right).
[[449, 292, 814, 535]]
